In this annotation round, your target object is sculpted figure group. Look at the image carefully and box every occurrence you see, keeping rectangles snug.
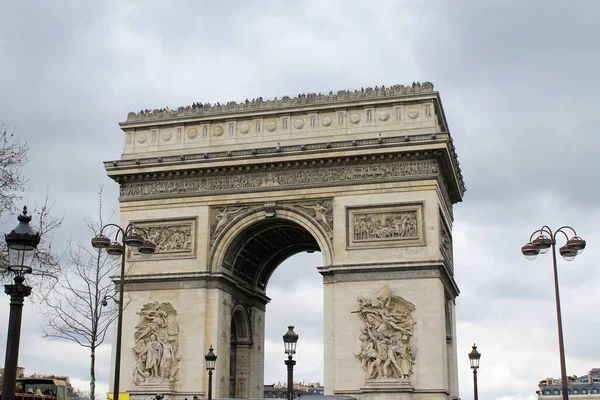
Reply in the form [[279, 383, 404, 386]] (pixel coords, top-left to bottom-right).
[[354, 211, 418, 241], [143, 225, 192, 253], [354, 286, 417, 380], [132, 302, 181, 385]]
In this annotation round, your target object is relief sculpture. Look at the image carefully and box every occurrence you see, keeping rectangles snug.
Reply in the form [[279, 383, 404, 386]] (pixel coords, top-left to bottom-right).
[[353, 286, 416, 380], [353, 210, 417, 242], [440, 216, 453, 271], [120, 160, 439, 200], [143, 225, 192, 253], [132, 302, 180, 385], [210, 206, 249, 242], [296, 200, 333, 237]]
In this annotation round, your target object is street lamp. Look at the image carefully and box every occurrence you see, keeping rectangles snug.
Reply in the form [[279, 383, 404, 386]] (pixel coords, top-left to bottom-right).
[[468, 343, 481, 400], [283, 326, 299, 400], [2, 206, 40, 400], [205, 345, 217, 400], [522, 225, 586, 400], [91, 223, 156, 400]]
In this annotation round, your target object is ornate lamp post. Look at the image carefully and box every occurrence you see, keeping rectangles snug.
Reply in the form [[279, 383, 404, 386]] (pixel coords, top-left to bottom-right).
[[283, 326, 299, 400], [468, 343, 481, 400], [2, 207, 40, 400], [91, 223, 156, 400], [522, 226, 586, 400], [205, 345, 217, 400]]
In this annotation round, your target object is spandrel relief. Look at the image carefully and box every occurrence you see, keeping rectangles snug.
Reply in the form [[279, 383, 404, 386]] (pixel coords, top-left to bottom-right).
[[353, 285, 416, 380], [210, 206, 250, 243], [295, 200, 333, 238], [132, 302, 181, 385]]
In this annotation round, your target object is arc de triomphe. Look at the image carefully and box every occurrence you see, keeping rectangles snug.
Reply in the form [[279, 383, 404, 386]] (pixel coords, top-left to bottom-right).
[[104, 82, 464, 400]]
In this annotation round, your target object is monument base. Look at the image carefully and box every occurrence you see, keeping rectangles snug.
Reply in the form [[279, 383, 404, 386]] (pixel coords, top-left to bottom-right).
[[128, 380, 178, 400], [362, 377, 413, 391]]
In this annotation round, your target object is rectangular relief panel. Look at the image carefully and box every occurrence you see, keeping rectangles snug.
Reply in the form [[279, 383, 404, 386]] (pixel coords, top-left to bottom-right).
[[346, 202, 425, 249], [131, 217, 197, 260], [439, 211, 453, 274]]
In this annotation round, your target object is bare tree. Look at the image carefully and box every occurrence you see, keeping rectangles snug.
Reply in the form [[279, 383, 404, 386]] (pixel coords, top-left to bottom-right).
[[0, 120, 62, 284], [0, 190, 63, 285], [0, 120, 28, 216], [41, 188, 119, 400]]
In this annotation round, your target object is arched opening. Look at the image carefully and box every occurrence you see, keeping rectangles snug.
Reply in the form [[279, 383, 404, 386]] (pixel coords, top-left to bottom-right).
[[263, 251, 324, 392], [222, 218, 321, 291], [220, 214, 327, 398], [230, 305, 252, 397]]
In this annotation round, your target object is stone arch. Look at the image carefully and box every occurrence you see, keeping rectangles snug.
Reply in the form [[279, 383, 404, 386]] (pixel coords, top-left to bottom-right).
[[229, 304, 253, 398], [209, 204, 333, 290], [231, 304, 252, 344]]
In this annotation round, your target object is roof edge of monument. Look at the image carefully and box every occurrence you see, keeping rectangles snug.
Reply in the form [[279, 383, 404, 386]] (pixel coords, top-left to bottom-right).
[[121, 82, 436, 125]]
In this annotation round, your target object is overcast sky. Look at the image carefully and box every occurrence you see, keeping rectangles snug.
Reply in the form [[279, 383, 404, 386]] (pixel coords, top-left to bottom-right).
[[1, 1, 599, 399]]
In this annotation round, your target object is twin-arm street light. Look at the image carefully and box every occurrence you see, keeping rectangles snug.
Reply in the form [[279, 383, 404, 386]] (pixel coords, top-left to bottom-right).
[[522, 225, 586, 400], [91, 223, 156, 400], [205, 345, 217, 400], [468, 343, 481, 400], [2, 207, 40, 400], [283, 326, 299, 400]]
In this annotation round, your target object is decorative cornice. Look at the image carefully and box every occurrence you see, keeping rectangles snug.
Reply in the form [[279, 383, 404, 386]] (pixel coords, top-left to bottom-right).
[[123, 82, 435, 124], [117, 271, 271, 310], [106, 133, 448, 170], [317, 260, 459, 299]]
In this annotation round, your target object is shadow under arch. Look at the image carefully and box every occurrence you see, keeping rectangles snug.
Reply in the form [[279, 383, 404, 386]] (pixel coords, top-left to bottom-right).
[[209, 205, 333, 291]]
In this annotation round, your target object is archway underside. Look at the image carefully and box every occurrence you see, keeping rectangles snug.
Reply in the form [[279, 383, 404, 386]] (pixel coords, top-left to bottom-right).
[[223, 218, 320, 291]]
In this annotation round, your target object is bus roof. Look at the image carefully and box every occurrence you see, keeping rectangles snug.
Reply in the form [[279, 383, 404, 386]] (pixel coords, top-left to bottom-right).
[[17, 378, 67, 387]]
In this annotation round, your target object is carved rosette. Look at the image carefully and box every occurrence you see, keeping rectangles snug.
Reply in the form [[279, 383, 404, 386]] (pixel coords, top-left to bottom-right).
[[132, 302, 181, 386], [353, 286, 416, 381]]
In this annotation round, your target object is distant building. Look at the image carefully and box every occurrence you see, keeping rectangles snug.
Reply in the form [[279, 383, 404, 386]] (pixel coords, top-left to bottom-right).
[[538, 368, 600, 398], [264, 381, 324, 398], [0, 367, 26, 388]]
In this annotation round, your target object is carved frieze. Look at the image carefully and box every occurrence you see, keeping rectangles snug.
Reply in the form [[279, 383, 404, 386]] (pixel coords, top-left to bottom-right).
[[132, 302, 180, 386], [346, 203, 424, 249], [353, 285, 416, 380], [131, 218, 196, 260], [120, 159, 439, 201]]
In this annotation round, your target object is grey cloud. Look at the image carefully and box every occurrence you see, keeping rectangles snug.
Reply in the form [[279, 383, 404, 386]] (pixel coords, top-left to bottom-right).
[[1, 2, 600, 400]]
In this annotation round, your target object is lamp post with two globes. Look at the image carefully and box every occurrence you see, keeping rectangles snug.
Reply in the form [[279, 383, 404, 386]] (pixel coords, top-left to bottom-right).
[[521, 225, 586, 400], [2, 207, 40, 400], [91, 223, 156, 400]]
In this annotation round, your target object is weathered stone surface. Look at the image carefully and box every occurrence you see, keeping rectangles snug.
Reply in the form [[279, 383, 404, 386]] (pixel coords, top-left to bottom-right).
[[105, 84, 463, 400]]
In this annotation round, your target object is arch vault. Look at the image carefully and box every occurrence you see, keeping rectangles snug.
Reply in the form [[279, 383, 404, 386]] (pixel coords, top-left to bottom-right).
[[104, 82, 465, 400]]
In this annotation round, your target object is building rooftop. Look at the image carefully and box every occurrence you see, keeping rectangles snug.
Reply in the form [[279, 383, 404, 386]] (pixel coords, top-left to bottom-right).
[[123, 82, 436, 124]]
